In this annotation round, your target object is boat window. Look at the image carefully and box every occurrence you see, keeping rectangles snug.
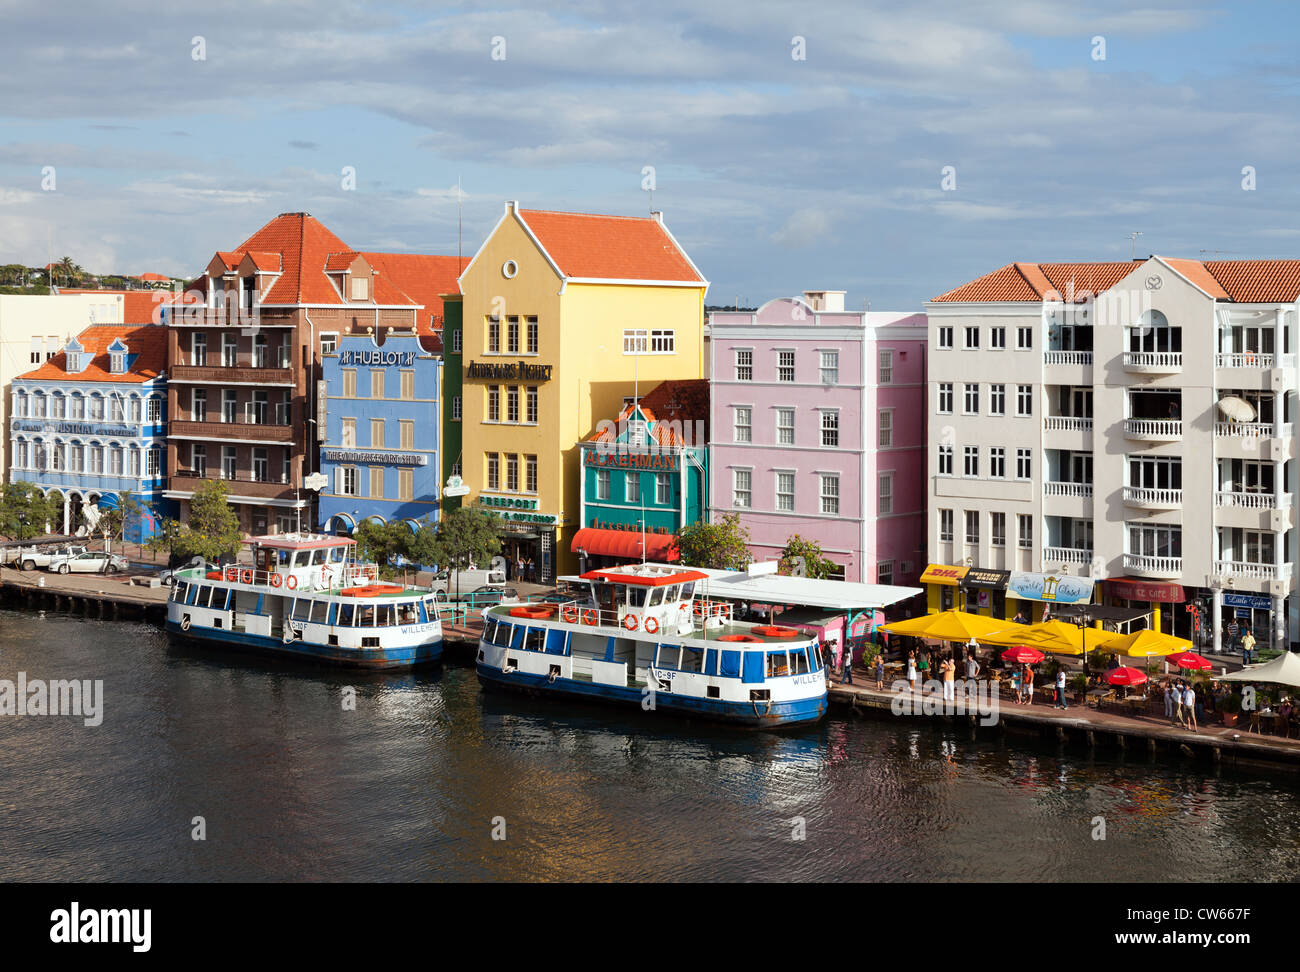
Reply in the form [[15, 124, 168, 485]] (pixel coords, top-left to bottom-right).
[[766, 651, 790, 678], [662, 584, 679, 603], [359, 605, 376, 627], [397, 601, 417, 625], [380, 604, 398, 627], [174, 581, 188, 602], [185, 584, 199, 605], [679, 645, 703, 673], [626, 586, 647, 608], [544, 629, 568, 655], [719, 649, 741, 678], [789, 649, 810, 675], [703, 648, 719, 676], [493, 621, 513, 647], [647, 587, 665, 607], [330, 547, 346, 563], [525, 628, 545, 652], [338, 603, 356, 627], [310, 599, 328, 623], [292, 597, 313, 621], [655, 644, 682, 670], [483, 617, 497, 642], [681, 581, 695, 599], [276, 549, 291, 566]]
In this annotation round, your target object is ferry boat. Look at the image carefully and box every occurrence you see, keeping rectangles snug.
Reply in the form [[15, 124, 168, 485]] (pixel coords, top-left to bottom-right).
[[165, 533, 443, 668], [475, 563, 828, 727]]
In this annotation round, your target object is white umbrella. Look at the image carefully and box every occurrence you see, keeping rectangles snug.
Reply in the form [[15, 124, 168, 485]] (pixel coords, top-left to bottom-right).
[[1219, 651, 1300, 688], [1217, 396, 1257, 423]]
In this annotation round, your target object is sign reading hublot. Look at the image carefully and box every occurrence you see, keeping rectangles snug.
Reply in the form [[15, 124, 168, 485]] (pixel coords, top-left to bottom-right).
[[12, 419, 136, 437], [465, 360, 554, 381], [339, 350, 418, 367]]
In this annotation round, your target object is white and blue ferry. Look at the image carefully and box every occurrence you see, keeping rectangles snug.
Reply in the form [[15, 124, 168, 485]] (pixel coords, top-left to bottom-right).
[[475, 563, 828, 727], [165, 533, 443, 668]]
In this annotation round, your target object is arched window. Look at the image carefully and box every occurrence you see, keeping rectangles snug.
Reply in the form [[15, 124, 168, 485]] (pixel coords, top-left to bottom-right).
[[127, 445, 140, 478], [51, 440, 64, 471], [87, 442, 103, 474], [50, 393, 65, 419], [70, 441, 85, 473], [146, 395, 162, 424], [69, 393, 84, 420], [14, 391, 26, 418], [108, 444, 123, 476], [31, 393, 45, 418], [88, 395, 104, 422], [128, 395, 142, 424], [147, 447, 162, 479]]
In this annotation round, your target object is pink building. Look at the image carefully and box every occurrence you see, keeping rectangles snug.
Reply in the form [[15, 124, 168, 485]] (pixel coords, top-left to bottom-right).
[[708, 291, 927, 584]]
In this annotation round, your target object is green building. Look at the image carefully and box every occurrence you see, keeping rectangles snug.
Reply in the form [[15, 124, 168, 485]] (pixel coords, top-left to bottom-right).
[[441, 293, 463, 512]]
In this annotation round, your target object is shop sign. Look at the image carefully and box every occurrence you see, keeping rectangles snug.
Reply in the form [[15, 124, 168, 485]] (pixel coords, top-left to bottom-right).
[[1224, 593, 1272, 610], [466, 360, 554, 381], [585, 450, 678, 471], [339, 350, 417, 367], [323, 449, 427, 466], [920, 564, 968, 586], [1103, 579, 1185, 603], [961, 568, 1010, 590], [501, 512, 558, 525], [13, 420, 135, 437], [480, 495, 537, 510], [1008, 570, 1095, 604]]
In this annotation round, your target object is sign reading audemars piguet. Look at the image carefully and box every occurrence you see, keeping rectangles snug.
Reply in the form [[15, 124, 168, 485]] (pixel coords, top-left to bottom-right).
[[465, 360, 554, 381]]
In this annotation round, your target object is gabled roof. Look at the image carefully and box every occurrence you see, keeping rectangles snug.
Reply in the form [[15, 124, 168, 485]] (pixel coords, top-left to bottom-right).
[[516, 207, 705, 284], [359, 252, 466, 352], [15, 326, 167, 384], [1204, 260, 1300, 302], [136, 272, 171, 282], [587, 378, 710, 446]]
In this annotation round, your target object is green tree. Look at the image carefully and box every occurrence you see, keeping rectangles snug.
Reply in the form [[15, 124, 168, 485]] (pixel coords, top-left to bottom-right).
[[145, 516, 186, 561], [354, 519, 410, 572], [96, 492, 148, 556], [431, 507, 502, 594], [174, 479, 242, 562], [0, 482, 61, 541], [674, 512, 751, 570], [403, 517, 440, 569], [777, 534, 838, 579]]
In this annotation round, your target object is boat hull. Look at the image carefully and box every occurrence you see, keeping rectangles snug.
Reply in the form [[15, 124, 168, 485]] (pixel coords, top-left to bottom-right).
[[166, 619, 442, 669], [476, 662, 827, 728]]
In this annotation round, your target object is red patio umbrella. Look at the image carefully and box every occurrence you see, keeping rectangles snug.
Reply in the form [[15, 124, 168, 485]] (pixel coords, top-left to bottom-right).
[[1168, 651, 1212, 671], [1002, 646, 1045, 665], [1107, 667, 1148, 686]]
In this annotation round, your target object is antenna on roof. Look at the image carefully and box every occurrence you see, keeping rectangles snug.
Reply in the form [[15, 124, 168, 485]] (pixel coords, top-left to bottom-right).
[[1128, 231, 1143, 260], [457, 174, 463, 273]]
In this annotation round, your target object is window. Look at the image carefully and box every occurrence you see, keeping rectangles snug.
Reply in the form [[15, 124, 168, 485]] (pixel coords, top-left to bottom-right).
[[70, 443, 84, 473], [623, 329, 648, 353], [191, 389, 206, 422], [50, 396, 65, 419], [506, 386, 519, 423], [369, 418, 385, 448], [70, 395, 84, 419], [222, 333, 237, 367], [526, 386, 538, 424], [88, 396, 102, 421], [191, 443, 207, 478], [734, 406, 752, 443], [487, 315, 500, 353], [733, 469, 752, 508], [452, 395, 462, 421], [192, 333, 207, 366], [253, 448, 268, 482], [281, 450, 291, 485], [487, 453, 500, 491], [110, 352, 125, 373], [320, 333, 338, 356], [650, 330, 675, 353], [821, 350, 840, 385], [400, 370, 414, 400], [487, 385, 500, 422], [734, 349, 753, 381], [400, 420, 414, 450], [221, 446, 236, 481], [339, 466, 358, 496], [939, 508, 953, 542], [350, 277, 369, 301], [819, 474, 839, 515], [526, 316, 538, 354], [1016, 448, 1032, 479], [656, 472, 670, 504], [253, 334, 268, 368], [1017, 326, 1034, 350], [964, 510, 979, 545], [965, 326, 980, 349], [221, 390, 236, 424], [626, 472, 640, 503], [146, 448, 161, 478], [879, 410, 893, 447], [878, 349, 892, 384], [397, 468, 414, 501], [1016, 384, 1033, 416], [506, 455, 519, 492], [820, 410, 839, 447], [596, 468, 610, 500], [29, 337, 40, 364], [250, 390, 267, 425], [526, 455, 538, 493], [878, 473, 893, 514], [990, 384, 1006, 415], [342, 369, 356, 398], [127, 449, 139, 477], [938, 326, 953, 349], [506, 316, 520, 354], [776, 472, 795, 511], [963, 446, 979, 477], [778, 351, 795, 382], [776, 408, 794, 445], [991, 512, 1006, 547], [1018, 514, 1033, 548], [991, 326, 1006, 349], [369, 466, 384, 498], [938, 382, 953, 414], [451, 329, 462, 354], [370, 370, 384, 399], [938, 445, 953, 475], [340, 417, 356, 447], [877, 561, 894, 585], [990, 447, 1005, 478], [963, 383, 979, 414]]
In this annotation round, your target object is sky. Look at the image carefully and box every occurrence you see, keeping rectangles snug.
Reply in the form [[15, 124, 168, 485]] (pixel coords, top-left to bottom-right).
[[2, 0, 1299, 307]]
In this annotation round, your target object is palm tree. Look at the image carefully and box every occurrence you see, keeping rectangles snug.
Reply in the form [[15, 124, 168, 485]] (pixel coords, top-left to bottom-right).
[[55, 256, 82, 288]]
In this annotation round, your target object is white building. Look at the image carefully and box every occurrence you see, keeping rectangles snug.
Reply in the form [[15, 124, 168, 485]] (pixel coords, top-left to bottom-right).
[[925, 256, 1298, 653]]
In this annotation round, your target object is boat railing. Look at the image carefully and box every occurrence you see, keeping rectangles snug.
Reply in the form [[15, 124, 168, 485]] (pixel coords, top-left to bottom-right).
[[191, 562, 381, 592], [531, 599, 733, 632]]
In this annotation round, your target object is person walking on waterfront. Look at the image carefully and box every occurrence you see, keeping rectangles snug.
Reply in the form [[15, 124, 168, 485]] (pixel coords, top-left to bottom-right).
[[1055, 667, 1067, 709], [1242, 628, 1256, 665], [841, 642, 854, 685], [906, 650, 918, 694], [916, 650, 931, 691], [1011, 666, 1022, 704], [1172, 681, 1187, 728], [964, 648, 981, 699], [1183, 683, 1198, 732], [1023, 665, 1035, 706], [874, 652, 885, 691], [941, 654, 956, 702], [1163, 680, 1174, 721]]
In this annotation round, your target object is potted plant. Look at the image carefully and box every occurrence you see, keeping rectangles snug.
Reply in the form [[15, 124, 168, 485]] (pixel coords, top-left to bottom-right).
[[1069, 672, 1089, 703], [1220, 692, 1242, 727]]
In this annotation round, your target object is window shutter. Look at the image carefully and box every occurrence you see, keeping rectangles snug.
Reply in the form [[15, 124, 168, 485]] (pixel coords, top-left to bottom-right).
[[335, 466, 345, 495]]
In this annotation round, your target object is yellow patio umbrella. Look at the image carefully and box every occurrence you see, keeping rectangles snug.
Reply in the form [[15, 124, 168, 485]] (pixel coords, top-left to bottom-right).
[[1016, 620, 1104, 655], [1100, 629, 1190, 658], [974, 622, 1045, 647], [880, 610, 1029, 644]]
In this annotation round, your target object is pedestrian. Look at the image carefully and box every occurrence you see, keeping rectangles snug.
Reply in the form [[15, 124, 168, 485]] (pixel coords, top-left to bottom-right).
[[1172, 681, 1187, 728], [916, 649, 931, 689], [1023, 665, 1035, 706], [842, 642, 854, 685], [964, 647, 981, 696], [942, 653, 956, 702], [1241, 628, 1256, 665], [874, 652, 885, 691], [526, 557, 536, 583], [1183, 682, 1198, 733], [1013, 608, 1028, 626], [1055, 667, 1068, 709], [1163, 679, 1174, 720], [1011, 666, 1022, 704], [906, 649, 918, 694]]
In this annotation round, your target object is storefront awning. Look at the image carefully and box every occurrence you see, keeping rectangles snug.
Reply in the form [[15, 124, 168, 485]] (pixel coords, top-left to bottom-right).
[[1103, 578, 1186, 603], [570, 527, 679, 562], [920, 564, 968, 585]]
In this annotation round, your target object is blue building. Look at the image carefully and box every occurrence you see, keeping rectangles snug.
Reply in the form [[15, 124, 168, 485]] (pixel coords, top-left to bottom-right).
[[7, 325, 171, 540], [318, 329, 442, 535]]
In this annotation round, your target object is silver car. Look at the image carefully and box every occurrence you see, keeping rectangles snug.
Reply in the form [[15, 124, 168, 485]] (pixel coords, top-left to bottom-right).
[[47, 551, 129, 574]]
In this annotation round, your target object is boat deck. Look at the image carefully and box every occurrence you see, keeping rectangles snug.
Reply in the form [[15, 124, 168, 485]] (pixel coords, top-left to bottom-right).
[[485, 605, 811, 643]]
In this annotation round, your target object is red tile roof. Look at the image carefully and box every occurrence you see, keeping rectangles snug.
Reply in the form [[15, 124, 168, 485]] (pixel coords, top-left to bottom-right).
[[136, 272, 171, 282], [361, 252, 466, 352], [934, 258, 1300, 303], [588, 379, 710, 445], [16, 325, 167, 383], [517, 208, 703, 283]]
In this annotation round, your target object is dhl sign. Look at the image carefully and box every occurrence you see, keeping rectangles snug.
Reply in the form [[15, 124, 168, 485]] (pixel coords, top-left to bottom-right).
[[920, 564, 969, 586]]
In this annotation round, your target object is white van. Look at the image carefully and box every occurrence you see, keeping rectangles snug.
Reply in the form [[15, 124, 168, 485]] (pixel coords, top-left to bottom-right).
[[429, 568, 507, 595]]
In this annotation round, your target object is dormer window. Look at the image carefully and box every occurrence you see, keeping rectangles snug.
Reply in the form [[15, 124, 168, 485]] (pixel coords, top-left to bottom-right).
[[110, 352, 125, 374], [350, 277, 369, 301], [243, 275, 256, 311]]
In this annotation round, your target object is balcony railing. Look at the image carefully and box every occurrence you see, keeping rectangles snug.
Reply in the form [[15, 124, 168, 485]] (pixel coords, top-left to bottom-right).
[[1043, 481, 1093, 498], [1043, 351, 1092, 366], [1123, 486, 1183, 509], [1043, 546, 1093, 566], [1215, 352, 1274, 370], [170, 419, 294, 443], [1214, 560, 1293, 582], [1044, 416, 1093, 433], [1123, 351, 1183, 373], [169, 472, 295, 499], [177, 468, 291, 487], [170, 364, 295, 385], [1215, 490, 1291, 510], [1124, 418, 1182, 441], [1123, 553, 1182, 578], [1215, 421, 1293, 442]]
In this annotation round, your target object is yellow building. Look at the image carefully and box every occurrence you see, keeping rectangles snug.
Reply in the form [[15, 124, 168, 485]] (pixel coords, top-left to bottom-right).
[[457, 201, 708, 581]]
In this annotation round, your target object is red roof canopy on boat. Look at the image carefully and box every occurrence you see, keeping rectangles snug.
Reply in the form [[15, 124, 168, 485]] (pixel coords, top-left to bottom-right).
[[579, 566, 708, 587]]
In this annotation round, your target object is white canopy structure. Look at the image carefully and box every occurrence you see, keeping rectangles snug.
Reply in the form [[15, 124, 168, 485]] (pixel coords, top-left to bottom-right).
[[1219, 651, 1300, 689]]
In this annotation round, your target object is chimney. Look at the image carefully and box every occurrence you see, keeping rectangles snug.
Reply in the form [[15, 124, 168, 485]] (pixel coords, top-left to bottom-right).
[[802, 290, 846, 312], [506, 200, 519, 214], [650, 210, 663, 223]]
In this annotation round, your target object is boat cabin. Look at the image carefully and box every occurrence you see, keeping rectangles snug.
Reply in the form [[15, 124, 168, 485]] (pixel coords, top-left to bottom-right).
[[575, 564, 714, 636], [247, 533, 366, 591]]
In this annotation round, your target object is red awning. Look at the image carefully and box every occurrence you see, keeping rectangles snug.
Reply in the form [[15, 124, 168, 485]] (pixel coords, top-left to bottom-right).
[[570, 527, 679, 562], [1103, 578, 1186, 603]]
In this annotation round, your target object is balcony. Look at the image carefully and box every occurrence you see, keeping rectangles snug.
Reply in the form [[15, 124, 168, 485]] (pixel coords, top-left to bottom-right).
[[1123, 553, 1182, 579], [1044, 416, 1093, 433], [1123, 351, 1183, 375], [1216, 421, 1277, 439], [168, 472, 295, 501], [1124, 418, 1182, 442], [1043, 481, 1093, 498], [1122, 486, 1183, 510], [1214, 352, 1292, 370], [170, 364, 295, 385], [170, 419, 294, 444], [1043, 351, 1092, 366], [1214, 560, 1293, 583], [1216, 490, 1291, 511], [1042, 546, 1093, 568]]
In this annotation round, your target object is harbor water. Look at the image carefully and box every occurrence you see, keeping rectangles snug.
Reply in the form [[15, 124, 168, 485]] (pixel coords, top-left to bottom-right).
[[2, 607, 1300, 882]]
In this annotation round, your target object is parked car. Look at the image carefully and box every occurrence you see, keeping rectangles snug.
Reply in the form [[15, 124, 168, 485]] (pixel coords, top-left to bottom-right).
[[6, 545, 89, 571], [157, 556, 206, 586], [47, 551, 129, 574], [429, 568, 507, 595], [458, 585, 519, 605]]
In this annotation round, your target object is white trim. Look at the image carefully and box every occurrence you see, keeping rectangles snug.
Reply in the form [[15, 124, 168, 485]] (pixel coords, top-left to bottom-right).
[[163, 490, 306, 508], [456, 204, 514, 291]]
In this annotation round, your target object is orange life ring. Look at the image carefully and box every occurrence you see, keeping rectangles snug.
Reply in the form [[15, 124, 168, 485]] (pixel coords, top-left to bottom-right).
[[643, 616, 659, 635], [623, 614, 639, 632], [582, 609, 597, 626], [224, 566, 238, 582], [286, 574, 298, 590], [692, 601, 703, 617], [270, 573, 283, 588], [240, 569, 253, 584], [562, 605, 578, 623], [719, 634, 762, 643]]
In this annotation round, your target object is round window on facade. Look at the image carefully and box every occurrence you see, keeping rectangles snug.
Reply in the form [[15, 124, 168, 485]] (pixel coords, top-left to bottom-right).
[[502, 260, 518, 279]]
